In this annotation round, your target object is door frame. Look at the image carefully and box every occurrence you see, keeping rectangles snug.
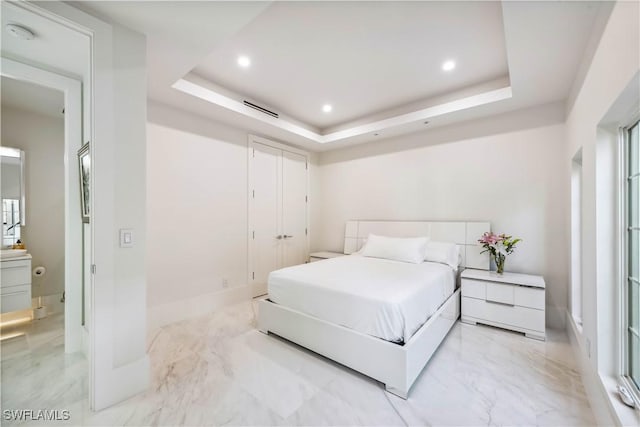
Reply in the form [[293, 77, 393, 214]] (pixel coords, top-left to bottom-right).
[[10, 0, 153, 411], [1, 57, 84, 354], [247, 135, 310, 297]]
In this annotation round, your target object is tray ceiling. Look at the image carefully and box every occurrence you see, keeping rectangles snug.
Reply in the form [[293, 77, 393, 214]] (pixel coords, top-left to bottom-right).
[[68, 1, 610, 151]]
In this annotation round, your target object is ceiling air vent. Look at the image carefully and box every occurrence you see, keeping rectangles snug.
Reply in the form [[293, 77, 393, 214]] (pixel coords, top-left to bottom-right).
[[243, 100, 279, 118]]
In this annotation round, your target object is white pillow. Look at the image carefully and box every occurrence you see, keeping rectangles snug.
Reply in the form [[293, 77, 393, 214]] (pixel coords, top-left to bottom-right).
[[424, 241, 460, 269], [361, 234, 428, 264]]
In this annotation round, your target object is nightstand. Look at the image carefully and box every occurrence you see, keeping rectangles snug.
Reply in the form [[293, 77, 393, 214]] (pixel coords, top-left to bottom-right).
[[309, 251, 345, 262], [461, 269, 546, 340]]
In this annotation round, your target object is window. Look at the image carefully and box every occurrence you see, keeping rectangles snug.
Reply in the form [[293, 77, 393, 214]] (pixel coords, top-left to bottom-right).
[[625, 119, 639, 392]]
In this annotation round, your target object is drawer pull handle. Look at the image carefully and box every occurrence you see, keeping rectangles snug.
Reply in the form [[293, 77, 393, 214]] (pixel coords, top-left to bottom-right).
[[486, 300, 514, 307]]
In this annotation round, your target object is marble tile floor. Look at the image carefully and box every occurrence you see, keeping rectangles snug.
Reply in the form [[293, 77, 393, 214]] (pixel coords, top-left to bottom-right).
[[1, 301, 596, 426], [1, 312, 88, 422]]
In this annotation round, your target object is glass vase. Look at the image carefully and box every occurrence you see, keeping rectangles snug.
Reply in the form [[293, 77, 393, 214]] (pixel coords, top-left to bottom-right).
[[495, 254, 505, 275]]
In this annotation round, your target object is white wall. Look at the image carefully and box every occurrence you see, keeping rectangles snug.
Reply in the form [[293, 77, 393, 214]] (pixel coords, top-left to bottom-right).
[[33, 0, 150, 410], [146, 102, 251, 329], [1, 106, 64, 300], [146, 102, 319, 330], [564, 1, 639, 425], [314, 102, 568, 328], [110, 23, 148, 369]]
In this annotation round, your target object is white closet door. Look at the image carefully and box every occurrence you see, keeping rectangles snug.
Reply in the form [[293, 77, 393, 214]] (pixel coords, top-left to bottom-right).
[[281, 150, 308, 268], [250, 143, 281, 297]]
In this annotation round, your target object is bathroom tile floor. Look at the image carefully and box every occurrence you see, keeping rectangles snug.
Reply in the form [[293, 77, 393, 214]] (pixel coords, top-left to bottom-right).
[[1, 312, 88, 420], [1, 301, 596, 426]]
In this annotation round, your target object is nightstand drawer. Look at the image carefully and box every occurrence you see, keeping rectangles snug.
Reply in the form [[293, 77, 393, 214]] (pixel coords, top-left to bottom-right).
[[462, 296, 544, 333], [514, 286, 545, 310], [485, 282, 514, 305], [461, 279, 485, 299]]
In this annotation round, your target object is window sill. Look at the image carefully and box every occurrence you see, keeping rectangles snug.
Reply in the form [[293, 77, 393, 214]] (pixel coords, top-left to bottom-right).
[[599, 374, 640, 426]]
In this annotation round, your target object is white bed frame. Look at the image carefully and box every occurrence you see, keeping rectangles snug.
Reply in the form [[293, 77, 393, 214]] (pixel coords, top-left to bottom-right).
[[258, 220, 490, 398]]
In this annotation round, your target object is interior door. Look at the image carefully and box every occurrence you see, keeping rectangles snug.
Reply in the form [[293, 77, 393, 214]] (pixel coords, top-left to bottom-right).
[[250, 142, 281, 297], [282, 150, 308, 267]]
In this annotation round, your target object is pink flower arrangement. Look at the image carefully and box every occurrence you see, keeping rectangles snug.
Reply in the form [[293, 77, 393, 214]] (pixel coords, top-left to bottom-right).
[[478, 232, 521, 274], [478, 232, 501, 246]]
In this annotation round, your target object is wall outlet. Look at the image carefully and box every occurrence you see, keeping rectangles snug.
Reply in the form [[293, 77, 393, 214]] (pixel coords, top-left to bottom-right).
[[222, 278, 229, 288]]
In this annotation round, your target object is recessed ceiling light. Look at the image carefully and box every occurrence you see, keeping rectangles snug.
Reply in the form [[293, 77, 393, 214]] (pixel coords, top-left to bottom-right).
[[442, 60, 456, 72], [322, 104, 332, 113], [237, 55, 251, 68], [6, 24, 35, 40]]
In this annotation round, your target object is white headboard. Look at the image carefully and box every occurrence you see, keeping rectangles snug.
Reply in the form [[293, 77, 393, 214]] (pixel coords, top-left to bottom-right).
[[343, 220, 491, 270]]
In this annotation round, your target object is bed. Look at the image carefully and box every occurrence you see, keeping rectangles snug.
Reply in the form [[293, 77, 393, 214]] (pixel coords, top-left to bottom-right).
[[269, 255, 456, 344], [258, 220, 490, 398]]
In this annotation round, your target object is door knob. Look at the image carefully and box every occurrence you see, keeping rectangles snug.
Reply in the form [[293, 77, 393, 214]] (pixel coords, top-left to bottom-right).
[[283, 235, 293, 239], [276, 235, 283, 239]]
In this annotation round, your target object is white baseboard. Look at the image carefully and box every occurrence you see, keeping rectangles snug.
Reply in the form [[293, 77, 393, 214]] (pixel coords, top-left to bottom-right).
[[39, 293, 65, 314], [30, 293, 64, 314], [565, 310, 640, 426], [147, 285, 252, 334], [566, 311, 616, 425]]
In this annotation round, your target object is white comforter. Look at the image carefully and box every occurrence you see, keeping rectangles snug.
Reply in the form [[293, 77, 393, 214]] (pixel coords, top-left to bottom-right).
[[268, 255, 455, 343]]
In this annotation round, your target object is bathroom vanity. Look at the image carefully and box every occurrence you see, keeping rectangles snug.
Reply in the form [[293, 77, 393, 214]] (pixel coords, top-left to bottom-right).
[[1, 252, 32, 313]]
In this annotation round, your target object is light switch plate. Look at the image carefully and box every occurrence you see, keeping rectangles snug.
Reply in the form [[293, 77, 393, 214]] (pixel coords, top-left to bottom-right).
[[120, 229, 134, 248]]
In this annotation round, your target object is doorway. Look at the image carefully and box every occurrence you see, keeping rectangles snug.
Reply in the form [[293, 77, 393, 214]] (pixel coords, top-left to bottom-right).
[[0, 59, 86, 413], [1, 58, 85, 353]]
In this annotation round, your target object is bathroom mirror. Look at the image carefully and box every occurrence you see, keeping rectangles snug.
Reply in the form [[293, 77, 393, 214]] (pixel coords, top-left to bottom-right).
[[1, 146, 26, 247]]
